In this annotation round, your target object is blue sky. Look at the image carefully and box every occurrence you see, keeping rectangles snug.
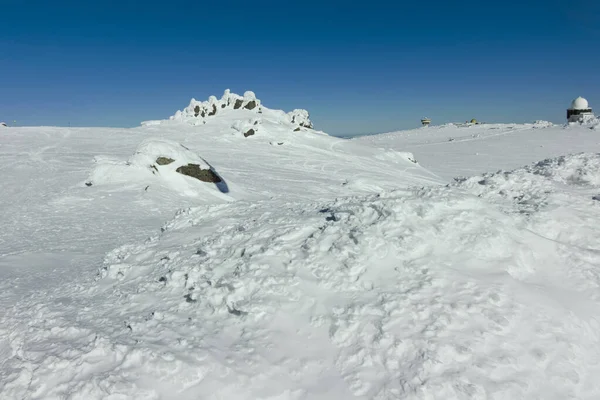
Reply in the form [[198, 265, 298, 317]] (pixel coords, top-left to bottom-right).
[[1, 0, 599, 135]]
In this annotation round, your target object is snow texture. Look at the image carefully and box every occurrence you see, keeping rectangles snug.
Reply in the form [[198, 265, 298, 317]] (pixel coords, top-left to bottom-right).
[[2, 110, 600, 399]]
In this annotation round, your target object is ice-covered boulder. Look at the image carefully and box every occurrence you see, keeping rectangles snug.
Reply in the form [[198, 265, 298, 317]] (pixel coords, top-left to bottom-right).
[[87, 138, 225, 196], [129, 139, 221, 183], [288, 109, 313, 129]]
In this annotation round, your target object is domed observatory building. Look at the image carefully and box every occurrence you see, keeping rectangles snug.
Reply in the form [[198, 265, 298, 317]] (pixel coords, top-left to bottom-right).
[[567, 97, 594, 122]]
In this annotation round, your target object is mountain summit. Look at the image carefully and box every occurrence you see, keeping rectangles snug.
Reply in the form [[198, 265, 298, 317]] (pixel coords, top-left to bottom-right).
[[143, 89, 313, 130]]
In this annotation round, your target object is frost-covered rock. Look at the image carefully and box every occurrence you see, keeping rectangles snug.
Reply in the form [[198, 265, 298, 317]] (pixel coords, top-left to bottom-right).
[[168, 89, 261, 122], [87, 138, 224, 195], [288, 109, 313, 129], [532, 120, 554, 128], [148, 89, 314, 131], [129, 139, 220, 183]]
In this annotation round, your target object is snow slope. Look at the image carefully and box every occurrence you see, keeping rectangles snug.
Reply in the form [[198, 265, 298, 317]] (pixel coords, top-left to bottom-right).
[[356, 121, 600, 182], [2, 95, 600, 399]]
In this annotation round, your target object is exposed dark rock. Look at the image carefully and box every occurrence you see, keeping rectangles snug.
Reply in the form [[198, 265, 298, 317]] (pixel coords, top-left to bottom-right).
[[176, 164, 222, 183], [244, 100, 257, 110], [194, 105, 200, 117], [300, 122, 313, 129], [294, 127, 301, 132], [85, 182, 93, 187], [221, 103, 226, 108], [227, 305, 247, 316], [208, 104, 217, 116], [156, 157, 175, 165], [184, 294, 197, 303], [233, 99, 244, 109], [244, 129, 255, 137], [593, 195, 600, 201]]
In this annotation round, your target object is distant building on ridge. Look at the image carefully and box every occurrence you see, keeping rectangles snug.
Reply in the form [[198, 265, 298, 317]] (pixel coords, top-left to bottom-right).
[[421, 118, 431, 127], [567, 97, 594, 122]]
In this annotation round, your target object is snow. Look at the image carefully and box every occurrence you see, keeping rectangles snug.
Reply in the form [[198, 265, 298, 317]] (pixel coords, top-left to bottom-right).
[[3, 101, 600, 399], [355, 122, 600, 181]]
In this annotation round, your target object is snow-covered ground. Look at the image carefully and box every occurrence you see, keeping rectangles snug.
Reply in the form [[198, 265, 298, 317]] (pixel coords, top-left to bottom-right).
[[2, 93, 600, 399], [356, 121, 600, 182]]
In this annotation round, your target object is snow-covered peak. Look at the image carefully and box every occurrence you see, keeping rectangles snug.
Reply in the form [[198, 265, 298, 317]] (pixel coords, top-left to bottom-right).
[[142, 90, 314, 131]]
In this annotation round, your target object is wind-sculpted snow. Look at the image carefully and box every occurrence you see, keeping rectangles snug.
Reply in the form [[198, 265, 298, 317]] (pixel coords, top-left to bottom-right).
[[452, 153, 600, 214], [3, 154, 600, 398], [142, 89, 315, 130], [356, 121, 600, 182]]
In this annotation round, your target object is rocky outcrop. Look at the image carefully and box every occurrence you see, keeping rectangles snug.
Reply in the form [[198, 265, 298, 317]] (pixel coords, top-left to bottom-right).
[[172, 90, 263, 122], [288, 109, 313, 129], [156, 157, 175, 165], [160, 90, 315, 131]]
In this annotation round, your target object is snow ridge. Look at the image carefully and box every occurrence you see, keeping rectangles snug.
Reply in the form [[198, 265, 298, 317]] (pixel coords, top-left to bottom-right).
[[144, 89, 314, 129]]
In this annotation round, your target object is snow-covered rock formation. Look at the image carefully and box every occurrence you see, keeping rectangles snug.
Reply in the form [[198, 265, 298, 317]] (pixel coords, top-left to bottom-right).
[[142, 89, 315, 131], [87, 138, 229, 198]]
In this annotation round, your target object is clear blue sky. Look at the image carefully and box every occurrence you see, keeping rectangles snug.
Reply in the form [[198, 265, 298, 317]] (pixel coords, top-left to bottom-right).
[[1, 0, 599, 135]]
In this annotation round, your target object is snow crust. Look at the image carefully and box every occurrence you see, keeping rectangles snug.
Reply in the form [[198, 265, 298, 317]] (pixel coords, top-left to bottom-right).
[[3, 117, 600, 399]]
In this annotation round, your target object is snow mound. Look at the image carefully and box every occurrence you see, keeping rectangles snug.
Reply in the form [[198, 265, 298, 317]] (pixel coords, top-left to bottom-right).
[[146, 89, 315, 130], [87, 138, 229, 198], [452, 153, 600, 214], [532, 120, 554, 128]]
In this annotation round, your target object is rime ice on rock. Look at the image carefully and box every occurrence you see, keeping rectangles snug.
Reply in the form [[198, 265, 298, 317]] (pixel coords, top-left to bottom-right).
[[142, 89, 314, 130]]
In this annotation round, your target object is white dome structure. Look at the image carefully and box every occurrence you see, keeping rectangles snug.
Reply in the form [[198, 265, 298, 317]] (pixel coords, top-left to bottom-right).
[[570, 97, 589, 110], [567, 96, 593, 122]]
